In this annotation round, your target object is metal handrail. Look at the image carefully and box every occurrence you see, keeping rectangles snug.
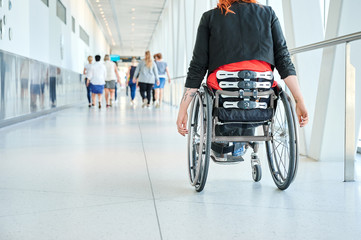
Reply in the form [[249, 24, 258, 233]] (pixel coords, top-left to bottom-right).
[[171, 75, 186, 80], [290, 31, 361, 54], [291, 31, 361, 182]]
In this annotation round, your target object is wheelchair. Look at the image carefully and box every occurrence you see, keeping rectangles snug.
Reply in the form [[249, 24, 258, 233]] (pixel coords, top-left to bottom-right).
[[187, 70, 299, 192]]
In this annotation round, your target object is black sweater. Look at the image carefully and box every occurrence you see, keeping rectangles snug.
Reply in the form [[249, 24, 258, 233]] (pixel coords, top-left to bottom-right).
[[185, 2, 296, 88]]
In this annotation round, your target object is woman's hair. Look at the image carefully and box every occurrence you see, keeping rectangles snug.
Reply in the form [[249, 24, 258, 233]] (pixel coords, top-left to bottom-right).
[[88, 56, 93, 62], [153, 53, 162, 60], [104, 54, 110, 61], [217, 0, 258, 15], [131, 57, 137, 64], [145, 51, 152, 68]]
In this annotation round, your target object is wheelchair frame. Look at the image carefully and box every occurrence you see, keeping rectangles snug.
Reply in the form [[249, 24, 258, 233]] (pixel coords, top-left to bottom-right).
[[187, 77, 299, 192]]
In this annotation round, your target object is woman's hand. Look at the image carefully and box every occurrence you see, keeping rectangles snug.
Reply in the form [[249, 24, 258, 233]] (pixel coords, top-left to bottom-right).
[[283, 75, 309, 128], [295, 101, 308, 127], [176, 88, 198, 136], [156, 80, 160, 86], [177, 110, 188, 136]]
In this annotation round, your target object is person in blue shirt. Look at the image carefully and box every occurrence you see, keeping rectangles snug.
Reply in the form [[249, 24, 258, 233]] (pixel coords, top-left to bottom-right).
[[153, 53, 171, 108]]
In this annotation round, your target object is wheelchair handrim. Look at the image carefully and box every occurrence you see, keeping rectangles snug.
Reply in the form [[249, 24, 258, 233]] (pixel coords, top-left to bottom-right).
[[187, 93, 205, 186], [266, 90, 297, 189]]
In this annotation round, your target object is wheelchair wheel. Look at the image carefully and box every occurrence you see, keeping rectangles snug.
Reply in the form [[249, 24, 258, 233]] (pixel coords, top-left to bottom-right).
[[266, 89, 298, 190], [187, 90, 212, 192], [252, 164, 262, 182]]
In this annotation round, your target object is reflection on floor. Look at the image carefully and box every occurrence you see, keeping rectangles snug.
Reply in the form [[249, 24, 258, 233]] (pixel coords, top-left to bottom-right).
[[0, 95, 360, 240]]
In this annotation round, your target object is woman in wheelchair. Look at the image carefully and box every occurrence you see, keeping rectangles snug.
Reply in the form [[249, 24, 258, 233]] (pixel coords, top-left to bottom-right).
[[177, 0, 308, 191]]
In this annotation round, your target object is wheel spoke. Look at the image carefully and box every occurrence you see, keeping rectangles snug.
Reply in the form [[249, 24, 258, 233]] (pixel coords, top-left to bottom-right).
[[272, 135, 289, 180]]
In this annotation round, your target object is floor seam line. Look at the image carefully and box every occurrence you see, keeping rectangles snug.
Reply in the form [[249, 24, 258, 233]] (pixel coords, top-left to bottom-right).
[[137, 114, 164, 240]]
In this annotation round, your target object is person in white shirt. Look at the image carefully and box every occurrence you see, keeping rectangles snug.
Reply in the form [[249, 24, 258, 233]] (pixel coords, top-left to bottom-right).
[[83, 56, 93, 107], [87, 55, 106, 108], [104, 54, 120, 107]]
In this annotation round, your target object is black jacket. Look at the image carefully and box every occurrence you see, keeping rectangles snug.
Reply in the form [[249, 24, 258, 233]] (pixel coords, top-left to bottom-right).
[[185, 2, 296, 88]]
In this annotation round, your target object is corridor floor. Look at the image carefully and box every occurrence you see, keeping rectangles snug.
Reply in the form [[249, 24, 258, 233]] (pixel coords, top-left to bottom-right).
[[0, 96, 360, 240]]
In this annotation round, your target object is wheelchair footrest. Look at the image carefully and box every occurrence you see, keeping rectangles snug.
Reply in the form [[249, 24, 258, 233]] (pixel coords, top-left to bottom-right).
[[227, 155, 245, 162], [211, 154, 244, 164], [211, 142, 234, 154]]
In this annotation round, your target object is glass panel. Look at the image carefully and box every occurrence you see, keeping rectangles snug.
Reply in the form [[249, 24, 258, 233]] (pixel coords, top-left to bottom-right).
[[0, 19, 3, 40], [41, 0, 49, 7], [72, 16, 75, 33], [0, 49, 83, 123], [79, 26, 89, 46], [56, 0, 66, 24]]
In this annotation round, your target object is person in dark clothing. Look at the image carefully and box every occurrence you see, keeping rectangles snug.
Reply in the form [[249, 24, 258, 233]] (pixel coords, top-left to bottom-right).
[[126, 57, 138, 105], [177, 0, 308, 138]]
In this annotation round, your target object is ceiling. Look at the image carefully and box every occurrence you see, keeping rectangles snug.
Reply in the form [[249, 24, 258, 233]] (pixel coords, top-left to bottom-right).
[[88, 0, 166, 57]]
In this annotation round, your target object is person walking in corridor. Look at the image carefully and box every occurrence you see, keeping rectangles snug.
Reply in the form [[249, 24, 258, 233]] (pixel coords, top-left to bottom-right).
[[83, 56, 93, 107], [153, 53, 171, 108], [104, 54, 120, 107], [126, 57, 138, 105], [87, 55, 106, 109], [134, 51, 160, 108]]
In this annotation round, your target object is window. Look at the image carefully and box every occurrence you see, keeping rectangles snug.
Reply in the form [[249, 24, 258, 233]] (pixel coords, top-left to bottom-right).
[[56, 0, 66, 24], [41, 0, 49, 6], [79, 26, 89, 46], [0, 19, 2, 40], [72, 17, 75, 33]]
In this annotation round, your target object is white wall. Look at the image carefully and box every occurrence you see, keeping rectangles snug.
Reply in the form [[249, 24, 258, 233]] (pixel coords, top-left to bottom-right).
[[0, 0, 110, 73]]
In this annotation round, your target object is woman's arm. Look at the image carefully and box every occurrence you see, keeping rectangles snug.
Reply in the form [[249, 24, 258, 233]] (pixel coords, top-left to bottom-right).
[[176, 88, 198, 136], [83, 67, 86, 75], [284, 75, 309, 127], [166, 66, 171, 83], [114, 64, 120, 83], [86, 67, 93, 87], [134, 63, 141, 80], [153, 64, 160, 85], [177, 12, 210, 135], [270, 10, 308, 127], [126, 67, 130, 86]]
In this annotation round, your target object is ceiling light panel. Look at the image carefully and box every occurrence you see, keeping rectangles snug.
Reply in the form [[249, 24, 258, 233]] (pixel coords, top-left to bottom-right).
[[90, 0, 166, 55]]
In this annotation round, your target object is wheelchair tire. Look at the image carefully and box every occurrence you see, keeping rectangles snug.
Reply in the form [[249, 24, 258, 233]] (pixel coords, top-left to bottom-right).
[[187, 89, 212, 192], [266, 89, 298, 190], [252, 164, 262, 182]]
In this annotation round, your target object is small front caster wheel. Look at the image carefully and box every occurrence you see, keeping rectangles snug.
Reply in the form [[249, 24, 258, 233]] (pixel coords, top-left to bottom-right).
[[252, 164, 262, 182]]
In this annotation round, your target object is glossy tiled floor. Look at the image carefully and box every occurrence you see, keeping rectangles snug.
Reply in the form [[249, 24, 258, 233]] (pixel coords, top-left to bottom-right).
[[0, 95, 360, 240]]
